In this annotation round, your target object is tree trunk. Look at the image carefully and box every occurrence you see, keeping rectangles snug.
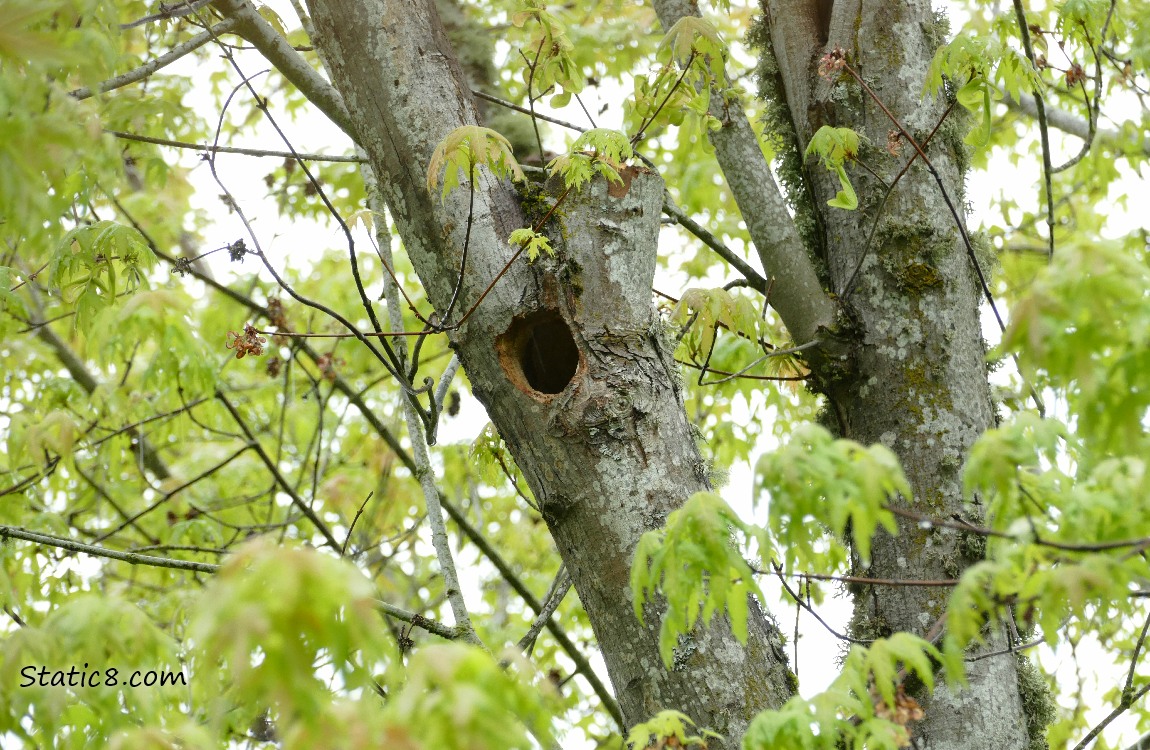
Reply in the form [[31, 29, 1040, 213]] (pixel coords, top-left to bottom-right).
[[304, 0, 793, 743], [757, 1, 1031, 747]]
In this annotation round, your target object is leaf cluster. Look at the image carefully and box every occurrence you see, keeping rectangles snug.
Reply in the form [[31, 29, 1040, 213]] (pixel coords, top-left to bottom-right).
[[631, 491, 771, 666], [426, 125, 524, 200]]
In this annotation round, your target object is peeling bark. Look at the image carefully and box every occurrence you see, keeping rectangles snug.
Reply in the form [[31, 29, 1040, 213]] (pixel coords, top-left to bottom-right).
[[305, 0, 792, 743]]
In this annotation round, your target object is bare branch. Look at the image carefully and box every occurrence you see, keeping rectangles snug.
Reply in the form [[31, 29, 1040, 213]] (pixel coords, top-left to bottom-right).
[[1011, 0, 1056, 258], [1002, 90, 1150, 158], [121, 0, 214, 29], [376, 599, 459, 640], [107, 129, 364, 161], [216, 391, 343, 551], [73, 19, 239, 100], [0, 525, 220, 574], [367, 159, 482, 646], [210, 0, 357, 138], [651, 0, 837, 346], [517, 565, 571, 653], [1073, 683, 1150, 750], [661, 192, 768, 293]]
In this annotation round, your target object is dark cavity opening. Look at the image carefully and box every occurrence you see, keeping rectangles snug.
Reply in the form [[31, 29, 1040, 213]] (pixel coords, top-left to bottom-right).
[[499, 310, 580, 396]]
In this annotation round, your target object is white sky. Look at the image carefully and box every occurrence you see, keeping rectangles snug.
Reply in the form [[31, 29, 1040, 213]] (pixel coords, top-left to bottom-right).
[[151, 0, 1148, 746]]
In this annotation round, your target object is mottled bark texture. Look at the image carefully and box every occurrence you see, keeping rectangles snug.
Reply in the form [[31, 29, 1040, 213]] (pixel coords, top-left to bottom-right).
[[304, 0, 792, 743], [652, 0, 838, 349], [756, 1, 1032, 748]]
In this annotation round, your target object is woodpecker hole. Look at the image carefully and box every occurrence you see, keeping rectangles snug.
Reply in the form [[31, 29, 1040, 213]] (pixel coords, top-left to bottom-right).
[[498, 310, 580, 396]]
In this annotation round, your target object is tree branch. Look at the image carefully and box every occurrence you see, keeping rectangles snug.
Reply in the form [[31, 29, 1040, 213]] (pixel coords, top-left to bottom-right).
[[133, 129, 623, 732], [1001, 90, 1150, 158], [107, 129, 364, 161], [216, 391, 343, 551], [34, 324, 172, 481], [651, 0, 837, 346], [376, 599, 460, 640], [72, 19, 239, 100], [210, 0, 357, 139], [366, 160, 481, 646], [661, 192, 768, 293], [0, 525, 219, 574]]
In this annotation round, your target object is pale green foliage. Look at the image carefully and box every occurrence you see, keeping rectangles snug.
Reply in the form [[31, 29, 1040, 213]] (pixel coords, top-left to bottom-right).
[[626, 709, 720, 749], [511, 0, 585, 107], [548, 127, 634, 190], [426, 125, 525, 200], [1002, 239, 1150, 455], [0, 594, 187, 747], [743, 634, 942, 750], [48, 221, 156, 333], [2, 1, 1150, 749], [192, 541, 395, 738], [803, 127, 860, 210], [0, 0, 122, 245], [625, 16, 728, 148], [659, 17, 728, 85], [964, 413, 1070, 534], [631, 492, 771, 666], [6, 410, 79, 470], [672, 286, 767, 362], [757, 424, 905, 570], [924, 34, 1038, 147], [508, 227, 554, 262], [383, 644, 557, 750]]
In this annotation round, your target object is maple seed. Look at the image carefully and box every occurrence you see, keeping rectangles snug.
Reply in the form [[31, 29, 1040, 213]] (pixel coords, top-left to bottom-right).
[[886, 130, 903, 158], [1065, 63, 1086, 87], [228, 239, 248, 263], [817, 46, 847, 80], [225, 323, 267, 359], [316, 352, 345, 381]]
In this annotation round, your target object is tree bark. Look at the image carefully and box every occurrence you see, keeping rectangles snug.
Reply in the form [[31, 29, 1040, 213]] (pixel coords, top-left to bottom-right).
[[758, 1, 1031, 747], [304, 0, 793, 743]]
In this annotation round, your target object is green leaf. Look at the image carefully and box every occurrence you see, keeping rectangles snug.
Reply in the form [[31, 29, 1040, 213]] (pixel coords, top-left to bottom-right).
[[548, 128, 633, 190], [426, 125, 524, 200], [630, 491, 770, 666], [956, 77, 993, 147], [805, 127, 861, 211], [508, 227, 554, 262], [757, 424, 907, 570]]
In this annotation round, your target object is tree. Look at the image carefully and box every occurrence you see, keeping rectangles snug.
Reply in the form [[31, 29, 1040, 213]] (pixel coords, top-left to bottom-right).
[[1, 0, 1148, 748]]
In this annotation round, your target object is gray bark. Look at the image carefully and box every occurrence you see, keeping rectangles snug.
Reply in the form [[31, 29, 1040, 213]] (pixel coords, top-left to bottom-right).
[[304, 0, 792, 744], [759, 1, 1030, 747], [652, 0, 837, 349]]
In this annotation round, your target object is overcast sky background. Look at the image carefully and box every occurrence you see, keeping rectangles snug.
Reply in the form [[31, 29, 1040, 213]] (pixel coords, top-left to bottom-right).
[[164, 0, 1147, 745]]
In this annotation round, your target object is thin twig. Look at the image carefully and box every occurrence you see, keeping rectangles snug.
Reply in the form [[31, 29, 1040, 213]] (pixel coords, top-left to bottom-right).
[[216, 391, 342, 550], [1124, 610, 1150, 701], [472, 90, 586, 133], [772, 563, 872, 645], [1011, 0, 1056, 258], [367, 156, 481, 647], [106, 130, 364, 161], [0, 525, 219, 574], [376, 599, 460, 640], [342, 491, 375, 556], [1053, 0, 1115, 173], [662, 193, 767, 292], [518, 565, 571, 653], [74, 19, 239, 99], [1072, 683, 1150, 750], [121, 0, 213, 29]]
